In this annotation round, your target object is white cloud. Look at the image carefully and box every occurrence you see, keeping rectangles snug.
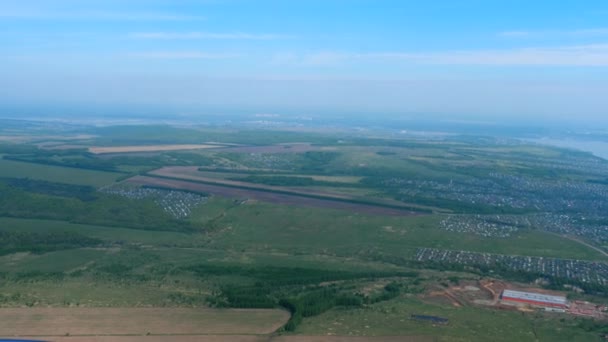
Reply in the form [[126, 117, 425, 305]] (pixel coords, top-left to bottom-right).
[[126, 51, 240, 59], [129, 32, 289, 40], [285, 44, 608, 67]]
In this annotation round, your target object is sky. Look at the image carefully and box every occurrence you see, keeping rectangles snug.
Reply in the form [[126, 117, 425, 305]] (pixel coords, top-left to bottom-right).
[[1, 0, 608, 123]]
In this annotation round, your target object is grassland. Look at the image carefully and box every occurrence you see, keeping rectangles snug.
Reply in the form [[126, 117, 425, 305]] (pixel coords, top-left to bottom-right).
[[0, 156, 121, 186], [296, 296, 601, 342], [204, 201, 607, 261]]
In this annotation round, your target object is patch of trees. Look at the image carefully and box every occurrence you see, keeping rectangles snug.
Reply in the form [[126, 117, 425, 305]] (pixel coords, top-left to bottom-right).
[[1, 177, 98, 201], [4, 154, 121, 172], [0, 230, 102, 256], [3, 146, 215, 174], [106, 152, 215, 168], [0, 184, 198, 233], [0, 143, 41, 154], [7, 271, 66, 282], [228, 175, 356, 188], [297, 151, 341, 173], [188, 263, 416, 331], [577, 319, 608, 334], [587, 178, 608, 185]]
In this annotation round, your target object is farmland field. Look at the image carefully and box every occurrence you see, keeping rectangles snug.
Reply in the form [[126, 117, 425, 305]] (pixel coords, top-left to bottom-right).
[[0, 307, 289, 336]]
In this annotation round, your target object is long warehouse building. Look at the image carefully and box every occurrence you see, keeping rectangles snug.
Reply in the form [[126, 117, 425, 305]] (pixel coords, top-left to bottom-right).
[[501, 289, 568, 309]]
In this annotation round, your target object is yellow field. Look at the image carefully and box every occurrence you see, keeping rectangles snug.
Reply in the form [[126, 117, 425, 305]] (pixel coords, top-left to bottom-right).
[[89, 144, 220, 154], [0, 307, 289, 337]]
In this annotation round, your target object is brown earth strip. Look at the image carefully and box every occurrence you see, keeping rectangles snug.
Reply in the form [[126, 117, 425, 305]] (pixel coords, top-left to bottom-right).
[[148, 166, 430, 213], [150, 166, 358, 201], [127, 175, 419, 216]]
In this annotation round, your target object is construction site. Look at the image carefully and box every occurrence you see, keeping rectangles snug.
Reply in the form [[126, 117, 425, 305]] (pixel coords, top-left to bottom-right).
[[423, 278, 608, 319]]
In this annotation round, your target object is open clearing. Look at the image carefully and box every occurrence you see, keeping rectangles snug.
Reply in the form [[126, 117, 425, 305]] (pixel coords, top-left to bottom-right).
[[0, 307, 289, 337], [89, 144, 221, 154], [128, 175, 418, 216]]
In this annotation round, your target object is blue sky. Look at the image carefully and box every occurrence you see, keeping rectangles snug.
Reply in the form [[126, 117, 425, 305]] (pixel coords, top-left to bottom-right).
[[2, 0, 608, 122]]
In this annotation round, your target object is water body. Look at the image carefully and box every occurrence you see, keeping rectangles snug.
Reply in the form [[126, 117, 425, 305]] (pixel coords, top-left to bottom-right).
[[526, 138, 608, 160]]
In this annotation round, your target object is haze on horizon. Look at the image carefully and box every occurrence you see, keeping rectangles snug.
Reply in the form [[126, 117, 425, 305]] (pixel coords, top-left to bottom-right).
[[1, 0, 608, 124]]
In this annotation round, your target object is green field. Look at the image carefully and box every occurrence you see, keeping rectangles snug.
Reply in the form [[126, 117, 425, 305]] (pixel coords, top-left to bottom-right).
[[297, 296, 601, 342], [202, 202, 607, 261], [0, 157, 121, 186]]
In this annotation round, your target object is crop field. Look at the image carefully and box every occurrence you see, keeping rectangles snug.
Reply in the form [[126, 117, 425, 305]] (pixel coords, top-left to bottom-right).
[[89, 144, 222, 154], [0, 307, 289, 337]]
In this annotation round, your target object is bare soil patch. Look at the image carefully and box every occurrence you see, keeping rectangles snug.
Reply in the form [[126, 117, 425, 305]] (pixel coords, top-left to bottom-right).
[[89, 144, 221, 154], [128, 175, 418, 216], [0, 307, 289, 337]]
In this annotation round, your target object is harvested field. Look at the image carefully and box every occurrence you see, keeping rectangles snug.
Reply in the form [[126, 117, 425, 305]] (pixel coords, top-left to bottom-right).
[[128, 175, 419, 216], [89, 144, 221, 154], [0, 307, 289, 337]]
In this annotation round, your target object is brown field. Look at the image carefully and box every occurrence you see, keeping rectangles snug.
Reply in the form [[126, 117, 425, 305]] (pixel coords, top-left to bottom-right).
[[89, 144, 221, 154], [148, 166, 427, 212], [128, 175, 418, 216], [0, 307, 289, 337], [150, 167, 357, 201]]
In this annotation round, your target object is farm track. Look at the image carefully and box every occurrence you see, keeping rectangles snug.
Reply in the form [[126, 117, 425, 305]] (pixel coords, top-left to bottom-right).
[[560, 234, 608, 258], [127, 175, 422, 216]]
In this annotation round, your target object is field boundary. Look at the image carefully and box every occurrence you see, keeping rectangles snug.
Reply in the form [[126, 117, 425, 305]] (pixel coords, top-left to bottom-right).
[[136, 173, 431, 214]]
